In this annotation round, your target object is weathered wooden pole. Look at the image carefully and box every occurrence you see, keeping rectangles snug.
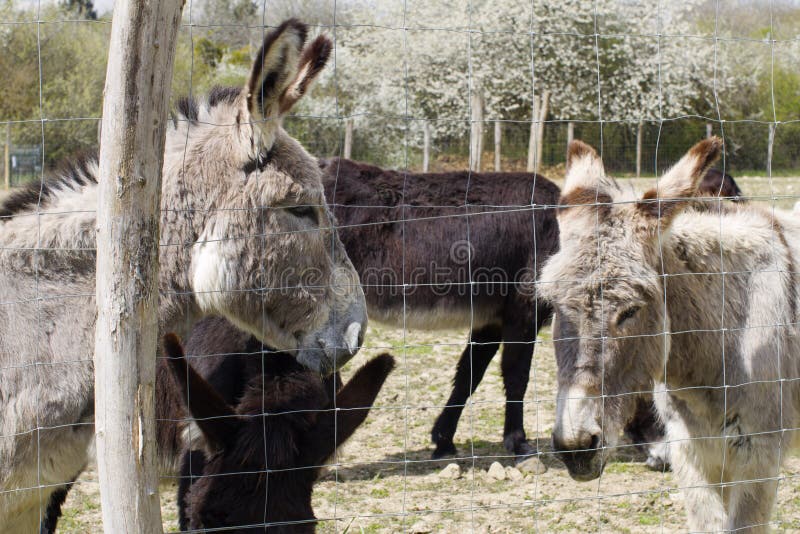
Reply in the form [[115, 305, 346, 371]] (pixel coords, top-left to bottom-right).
[[767, 123, 775, 176], [4, 123, 9, 189], [535, 91, 550, 174], [706, 123, 713, 139], [527, 95, 538, 172], [422, 121, 431, 172], [494, 120, 502, 171], [343, 118, 354, 159], [567, 121, 574, 147], [469, 90, 484, 171], [636, 121, 643, 178], [94, 1, 183, 532]]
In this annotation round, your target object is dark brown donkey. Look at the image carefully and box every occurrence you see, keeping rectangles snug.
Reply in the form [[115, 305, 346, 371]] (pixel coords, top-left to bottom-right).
[[163, 322, 395, 532], [320, 158, 560, 459]]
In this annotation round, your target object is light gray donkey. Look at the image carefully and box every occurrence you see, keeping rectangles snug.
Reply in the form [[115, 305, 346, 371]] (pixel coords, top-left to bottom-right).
[[541, 137, 800, 532], [0, 20, 367, 532]]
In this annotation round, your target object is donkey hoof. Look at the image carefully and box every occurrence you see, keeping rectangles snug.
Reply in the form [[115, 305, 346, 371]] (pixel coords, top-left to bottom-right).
[[645, 455, 671, 472], [432, 442, 457, 460], [513, 441, 537, 461]]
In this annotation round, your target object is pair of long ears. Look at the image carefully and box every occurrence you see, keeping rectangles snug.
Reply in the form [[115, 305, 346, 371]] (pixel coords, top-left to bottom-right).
[[244, 18, 333, 147], [162, 334, 395, 460], [560, 136, 724, 225]]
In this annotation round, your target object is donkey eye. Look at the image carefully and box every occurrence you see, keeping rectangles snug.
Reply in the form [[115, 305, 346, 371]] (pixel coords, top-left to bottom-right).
[[287, 205, 317, 224], [616, 306, 640, 327]]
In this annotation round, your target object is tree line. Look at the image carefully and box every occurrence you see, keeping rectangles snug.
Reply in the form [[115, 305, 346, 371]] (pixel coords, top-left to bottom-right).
[[1, 0, 798, 181]]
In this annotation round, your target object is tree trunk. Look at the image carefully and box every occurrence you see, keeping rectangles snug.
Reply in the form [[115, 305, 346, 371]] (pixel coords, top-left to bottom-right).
[[767, 123, 775, 176], [4, 123, 9, 190], [535, 91, 550, 174], [494, 120, 502, 172], [343, 118, 354, 159], [636, 121, 643, 178], [469, 90, 484, 171], [527, 95, 539, 172], [423, 121, 430, 172], [94, 1, 183, 532]]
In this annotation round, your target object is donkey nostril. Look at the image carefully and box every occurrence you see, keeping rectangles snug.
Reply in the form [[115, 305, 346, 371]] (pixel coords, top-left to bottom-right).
[[589, 434, 600, 451]]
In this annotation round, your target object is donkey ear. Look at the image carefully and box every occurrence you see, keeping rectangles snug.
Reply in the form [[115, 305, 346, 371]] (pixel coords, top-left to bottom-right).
[[564, 140, 606, 193], [637, 136, 723, 223], [162, 334, 241, 452], [278, 35, 332, 114], [245, 19, 331, 147], [309, 354, 395, 462], [559, 140, 615, 219]]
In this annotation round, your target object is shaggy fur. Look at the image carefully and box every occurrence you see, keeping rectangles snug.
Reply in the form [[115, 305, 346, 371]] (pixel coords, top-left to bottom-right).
[[321, 157, 560, 458], [0, 20, 368, 532], [162, 329, 395, 532], [542, 137, 800, 531]]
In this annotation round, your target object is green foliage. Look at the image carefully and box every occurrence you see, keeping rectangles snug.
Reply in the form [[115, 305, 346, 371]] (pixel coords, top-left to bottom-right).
[[60, 0, 97, 19], [0, 4, 109, 165], [195, 37, 225, 69]]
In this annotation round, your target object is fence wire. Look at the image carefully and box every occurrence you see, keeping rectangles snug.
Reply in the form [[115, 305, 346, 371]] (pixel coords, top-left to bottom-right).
[[1, 0, 800, 532]]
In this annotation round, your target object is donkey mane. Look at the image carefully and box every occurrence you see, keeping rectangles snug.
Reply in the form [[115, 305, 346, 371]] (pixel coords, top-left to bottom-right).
[[0, 152, 97, 220], [0, 86, 244, 224]]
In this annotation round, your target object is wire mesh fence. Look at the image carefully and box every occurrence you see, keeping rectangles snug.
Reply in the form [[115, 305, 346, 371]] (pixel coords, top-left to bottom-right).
[[1, 0, 800, 532]]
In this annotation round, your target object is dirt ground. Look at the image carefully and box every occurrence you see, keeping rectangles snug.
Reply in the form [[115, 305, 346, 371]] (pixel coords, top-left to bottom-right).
[[22, 175, 800, 531]]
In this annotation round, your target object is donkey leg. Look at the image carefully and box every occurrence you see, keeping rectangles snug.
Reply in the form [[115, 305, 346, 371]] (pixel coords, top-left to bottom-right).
[[430, 324, 502, 459], [624, 396, 670, 471], [726, 479, 777, 533], [39, 482, 73, 534], [500, 319, 538, 459], [177, 450, 206, 531], [669, 438, 726, 532]]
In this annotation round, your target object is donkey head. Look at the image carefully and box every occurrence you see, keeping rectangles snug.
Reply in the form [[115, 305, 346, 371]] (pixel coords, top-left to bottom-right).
[[163, 334, 395, 532], [165, 19, 365, 374], [539, 137, 723, 481]]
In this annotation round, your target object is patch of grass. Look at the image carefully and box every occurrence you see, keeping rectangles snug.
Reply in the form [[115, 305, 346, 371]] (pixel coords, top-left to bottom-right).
[[370, 488, 390, 498], [604, 462, 644, 475], [638, 513, 662, 526]]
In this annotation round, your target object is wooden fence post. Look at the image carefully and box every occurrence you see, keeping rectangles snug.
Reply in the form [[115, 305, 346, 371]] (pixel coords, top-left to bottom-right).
[[636, 121, 643, 178], [494, 120, 502, 171], [343, 118, 354, 159], [4, 123, 9, 189], [567, 121, 574, 147], [469, 90, 484, 171], [767, 123, 775, 176], [535, 91, 550, 174], [527, 96, 538, 172], [422, 121, 431, 172], [706, 123, 713, 139], [94, 1, 183, 532]]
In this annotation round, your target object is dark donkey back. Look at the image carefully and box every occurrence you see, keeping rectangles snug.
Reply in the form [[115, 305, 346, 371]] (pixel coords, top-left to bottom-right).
[[321, 157, 560, 459], [164, 317, 395, 532]]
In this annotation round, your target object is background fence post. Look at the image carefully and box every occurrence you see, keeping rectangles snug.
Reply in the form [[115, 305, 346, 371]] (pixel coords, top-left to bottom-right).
[[636, 121, 643, 178], [344, 117, 354, 159], [423, 121, 430, 172], [469, 89, 484, 171], [767, 122, 775, 176], [494, 120, 501, 171], [4, 123, 9, 189], [94, 1, 183, 532], [535, 91, 549, 174], [527, 95, 538, 172]]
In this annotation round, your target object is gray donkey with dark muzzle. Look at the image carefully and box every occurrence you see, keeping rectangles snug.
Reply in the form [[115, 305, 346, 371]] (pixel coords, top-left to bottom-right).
[[0, 19, 366, 532]]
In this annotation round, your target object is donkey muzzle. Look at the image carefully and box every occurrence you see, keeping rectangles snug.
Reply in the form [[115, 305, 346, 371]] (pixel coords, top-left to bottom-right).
[[552, 432, 604, 481]]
